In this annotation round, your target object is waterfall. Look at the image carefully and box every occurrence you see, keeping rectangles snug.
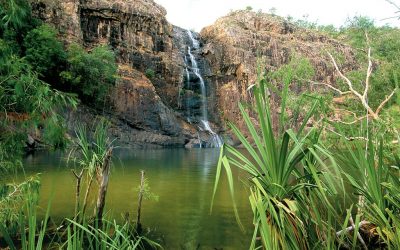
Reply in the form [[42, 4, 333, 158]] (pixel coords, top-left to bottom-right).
[[187, 47, 207, 121], [186, 30, 223, 148]]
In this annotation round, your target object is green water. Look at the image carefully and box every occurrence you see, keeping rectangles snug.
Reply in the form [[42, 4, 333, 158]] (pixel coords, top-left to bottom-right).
[[20, 148, 253, 249]]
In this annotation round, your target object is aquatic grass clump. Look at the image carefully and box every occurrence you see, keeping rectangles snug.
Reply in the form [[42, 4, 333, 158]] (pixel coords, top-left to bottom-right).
[[64, 219, 162, 250], [211, 70, 343, 249], [0, 195, 161, 250]]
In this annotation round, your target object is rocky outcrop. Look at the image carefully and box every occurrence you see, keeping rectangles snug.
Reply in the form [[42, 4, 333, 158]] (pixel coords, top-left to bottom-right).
[[200, 10, 356, 133], [31, 0, 184, 108], [30, 1, 358, 147], [30, 0, 202, 147]]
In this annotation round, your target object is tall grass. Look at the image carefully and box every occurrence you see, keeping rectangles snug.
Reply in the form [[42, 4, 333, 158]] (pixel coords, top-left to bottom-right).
[[336, 134, 400, 249]]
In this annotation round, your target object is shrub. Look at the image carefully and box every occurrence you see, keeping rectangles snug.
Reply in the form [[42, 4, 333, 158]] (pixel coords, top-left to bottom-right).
[[245, 6, 253, 11], [23, 24, 66, 81], [145, 68, 155, 79], [61, 44, 117, 108]]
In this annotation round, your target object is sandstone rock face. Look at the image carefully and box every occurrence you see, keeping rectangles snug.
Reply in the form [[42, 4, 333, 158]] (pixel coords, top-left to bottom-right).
[[112, 65, 188, 138], [200, 10, 356, 133], [30, 1, 358, 147], [79, 0, 184, 109], [30, 0, 200, 147], [30, 0, 82, 42]]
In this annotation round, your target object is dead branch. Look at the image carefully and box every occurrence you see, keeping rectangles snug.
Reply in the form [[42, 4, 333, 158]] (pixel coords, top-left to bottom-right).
[[350, 216, 368, 250], [376, 89, 397, 115], [311, 81, 352, 95], [327, 51, 378, 119], [312, 48, 397, 122], [336, 220, 370, 236], [72, 169, 84, 219], [386, 0, 400, 11], [326, 127, 369, 141]]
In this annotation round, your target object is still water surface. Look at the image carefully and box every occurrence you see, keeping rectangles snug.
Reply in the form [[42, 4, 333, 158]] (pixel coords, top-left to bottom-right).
[[21, 148, 253, 249]]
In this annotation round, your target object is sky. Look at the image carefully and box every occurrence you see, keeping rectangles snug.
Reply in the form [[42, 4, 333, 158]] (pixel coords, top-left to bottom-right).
[[153, 0, 400, 31]]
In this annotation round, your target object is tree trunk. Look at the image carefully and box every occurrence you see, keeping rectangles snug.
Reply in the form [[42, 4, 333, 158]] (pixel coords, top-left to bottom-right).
[[136, 170, 145, 233], [95, 148, 113, 225]]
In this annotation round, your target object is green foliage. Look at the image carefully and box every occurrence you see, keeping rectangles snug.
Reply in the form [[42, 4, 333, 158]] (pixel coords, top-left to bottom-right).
[[0, 39, 77, 150], [0, 184, 161, 249], [145, 68, 155, 79], [61, 44, 117, 108], [72, 119, 112, 176], [334, 133, 400, 249], [245, 6, 253, 11], [64, 219, 161, 250], [0, 1, 76, 151], [0, 0, 31, 30], [333, 16, 399, 112], [0, 0, 40, 56], [23, 24, 66, 80], [42, 114, 69, 149], [268, 7, 277, 15], [267, 56, 325, 133], [0, 176, 41, 233], [135, 179, 159, 202]]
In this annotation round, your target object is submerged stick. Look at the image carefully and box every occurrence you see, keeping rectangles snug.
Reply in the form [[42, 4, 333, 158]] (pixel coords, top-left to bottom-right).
[[95, 147, 113, 225], [72, 169, 84, 219], [136, 170, 145, 233], [82, 174, 94, 218]]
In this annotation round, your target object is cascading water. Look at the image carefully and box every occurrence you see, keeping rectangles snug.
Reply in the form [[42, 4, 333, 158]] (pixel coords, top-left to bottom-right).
[[185, 30, 223, 148]]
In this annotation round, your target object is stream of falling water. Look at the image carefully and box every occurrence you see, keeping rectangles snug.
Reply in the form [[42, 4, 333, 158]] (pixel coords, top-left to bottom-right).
[[186, 30, 223, 148]]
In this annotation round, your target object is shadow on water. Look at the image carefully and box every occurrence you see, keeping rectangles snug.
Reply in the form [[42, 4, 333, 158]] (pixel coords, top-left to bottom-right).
[[19, 148, 253, 249]]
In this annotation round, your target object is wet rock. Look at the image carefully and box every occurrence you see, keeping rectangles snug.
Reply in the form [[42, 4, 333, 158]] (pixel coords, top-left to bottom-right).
[[185, 138, 203, 149]]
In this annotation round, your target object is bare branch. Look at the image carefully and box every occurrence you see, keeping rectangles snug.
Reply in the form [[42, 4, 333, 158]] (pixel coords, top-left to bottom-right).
[[328, 115, 368, 125], [327, 52, 361, 98], [334, 109, 358, 118], [325, 127, 369, 141], [363, 47, 372, 99], [375, 88, 397, 115], [327, 51, 378, 119], [386, 0, 400, 10], [336, 220, 370, 236], [311, 81, 352, 95], [350, 216, 368, 250]]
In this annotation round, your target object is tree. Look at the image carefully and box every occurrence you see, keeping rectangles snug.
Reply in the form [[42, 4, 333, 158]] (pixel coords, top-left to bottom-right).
[[61, 44, 117, 108], [23, 24, 66, 81], [268, 7, 277, 15], [0, 39, 77, 150], [0, 0, 31, 30]]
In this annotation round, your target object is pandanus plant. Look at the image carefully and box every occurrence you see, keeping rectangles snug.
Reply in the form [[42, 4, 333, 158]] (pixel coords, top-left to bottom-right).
[[70, 119, 113, 223], [211, 70, 341, 249]]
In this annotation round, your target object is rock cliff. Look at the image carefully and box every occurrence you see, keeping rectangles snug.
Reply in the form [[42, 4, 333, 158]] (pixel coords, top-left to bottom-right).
[[30, 0, 200, 147], [200, 10, 356, 135], [30, 1, 357, 147]]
